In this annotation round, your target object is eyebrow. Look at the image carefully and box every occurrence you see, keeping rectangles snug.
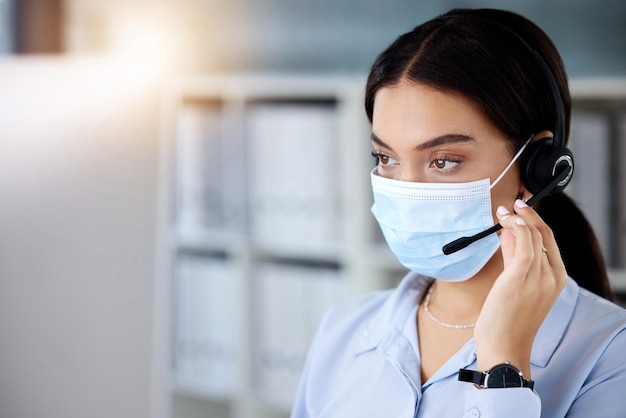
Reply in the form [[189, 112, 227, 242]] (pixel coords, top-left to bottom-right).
[[371, 132, 392, 148], [371, 132, 476, 151]]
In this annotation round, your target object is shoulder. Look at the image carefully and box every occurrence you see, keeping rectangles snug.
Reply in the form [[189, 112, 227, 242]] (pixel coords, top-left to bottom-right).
[[305, 273, 429, 366], [550, 284, 626, 416], [562, 282, 626, 373], [564, 281, 626, 350], [313, 288, 394, 346], [314, 272, 430, 347], [297, 288, 394, 393], [294, 275, 428, 417], [533, 278, 625, 370], [574, 285, 626, 328]]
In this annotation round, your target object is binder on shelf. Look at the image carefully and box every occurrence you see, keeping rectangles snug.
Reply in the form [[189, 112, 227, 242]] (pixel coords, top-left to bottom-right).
[[246, 102, 341, 253], [253, 261, 347, 410], [219, 103, 248, 236], [175, 101, 223, 236], [173, 254, 240, 398]]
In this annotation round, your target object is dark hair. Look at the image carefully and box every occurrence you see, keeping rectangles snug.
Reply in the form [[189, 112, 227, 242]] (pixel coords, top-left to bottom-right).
[[365, 8, 614, 300]]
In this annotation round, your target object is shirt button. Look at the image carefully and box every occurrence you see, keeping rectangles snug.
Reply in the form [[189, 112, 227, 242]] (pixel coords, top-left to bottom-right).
[[464, 407, 480, 418]]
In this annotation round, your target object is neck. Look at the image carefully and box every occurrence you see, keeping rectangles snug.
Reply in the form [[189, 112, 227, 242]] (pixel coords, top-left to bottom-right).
[[426, 250, 503, 323]]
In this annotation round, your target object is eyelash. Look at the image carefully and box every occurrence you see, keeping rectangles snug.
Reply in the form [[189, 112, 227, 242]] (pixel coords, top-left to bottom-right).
[[371, 151, 395, 166], [371, 151, 462, 171]]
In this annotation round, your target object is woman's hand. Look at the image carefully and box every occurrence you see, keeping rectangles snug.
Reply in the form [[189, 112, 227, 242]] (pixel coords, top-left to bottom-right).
[[474, 199, 569, 378]]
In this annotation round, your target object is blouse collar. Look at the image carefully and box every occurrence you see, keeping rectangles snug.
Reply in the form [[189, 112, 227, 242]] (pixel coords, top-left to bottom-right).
[[353, 272, 579, 369]]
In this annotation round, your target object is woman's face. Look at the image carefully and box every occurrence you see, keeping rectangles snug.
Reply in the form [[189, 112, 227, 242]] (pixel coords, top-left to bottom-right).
[[371, 80, 524, 216]]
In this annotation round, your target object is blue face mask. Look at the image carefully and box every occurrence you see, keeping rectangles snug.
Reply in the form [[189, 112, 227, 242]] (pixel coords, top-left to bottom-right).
[[370, 138, 530, 282]]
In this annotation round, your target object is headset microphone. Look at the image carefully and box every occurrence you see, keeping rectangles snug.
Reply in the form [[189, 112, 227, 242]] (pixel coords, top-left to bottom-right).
[[442, 167, 571, 255]]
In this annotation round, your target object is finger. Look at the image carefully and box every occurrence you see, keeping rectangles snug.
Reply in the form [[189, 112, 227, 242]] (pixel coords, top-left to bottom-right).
[[495, 205, 516, 263], [497, 210, 535, 279], [496, 205, 535, 267], [539, 234, 568, 288], [518, 208, 545, 279], [513, 215, 544, 280], [513, 199, 568, 284]]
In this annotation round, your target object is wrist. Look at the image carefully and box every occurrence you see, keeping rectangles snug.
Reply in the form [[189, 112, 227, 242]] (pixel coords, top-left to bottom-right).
[[459, 362, 534, 390]]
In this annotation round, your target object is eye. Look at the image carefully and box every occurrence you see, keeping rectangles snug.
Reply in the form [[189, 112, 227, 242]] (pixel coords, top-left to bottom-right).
[[430, 155, 462, 171], [371, 151, 397, 166]]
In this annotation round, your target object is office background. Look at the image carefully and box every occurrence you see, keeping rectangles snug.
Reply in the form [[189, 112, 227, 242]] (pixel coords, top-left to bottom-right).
[[1, 1, 625, 418]]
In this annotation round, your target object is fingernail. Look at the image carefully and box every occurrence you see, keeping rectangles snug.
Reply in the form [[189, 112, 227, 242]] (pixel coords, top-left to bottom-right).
[[515, 199, 529, 208], [497, 206, 511, 218], [516, 217, 526, 225]]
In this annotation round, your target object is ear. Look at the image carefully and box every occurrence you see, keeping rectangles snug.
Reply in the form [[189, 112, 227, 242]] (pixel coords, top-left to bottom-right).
[[532, 130, 553, 142]]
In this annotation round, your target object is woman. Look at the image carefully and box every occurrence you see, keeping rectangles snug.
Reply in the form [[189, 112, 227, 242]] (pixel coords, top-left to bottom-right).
[[291, 8, 626, 418]]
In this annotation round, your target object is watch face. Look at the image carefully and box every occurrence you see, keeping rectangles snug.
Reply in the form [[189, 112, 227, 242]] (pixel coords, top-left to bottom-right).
[[486, 365, 523, 388]]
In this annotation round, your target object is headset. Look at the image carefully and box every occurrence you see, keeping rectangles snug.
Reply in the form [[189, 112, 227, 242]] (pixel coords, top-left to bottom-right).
[[437, 13, 575, 254], [513, 31, 574, 196]]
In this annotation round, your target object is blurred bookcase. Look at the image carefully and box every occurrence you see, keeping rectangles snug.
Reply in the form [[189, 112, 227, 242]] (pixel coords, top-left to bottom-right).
[[154, 75, 626, 418], [155, 74, 406, 418], [568, 77, 626, 303]]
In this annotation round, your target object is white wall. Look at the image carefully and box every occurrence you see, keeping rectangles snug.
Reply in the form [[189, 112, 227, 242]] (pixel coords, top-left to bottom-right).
[[0, 57, 161, 418]]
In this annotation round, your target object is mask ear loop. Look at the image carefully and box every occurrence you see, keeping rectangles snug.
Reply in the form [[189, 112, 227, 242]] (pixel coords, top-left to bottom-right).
[[489, 135, 534, 190]]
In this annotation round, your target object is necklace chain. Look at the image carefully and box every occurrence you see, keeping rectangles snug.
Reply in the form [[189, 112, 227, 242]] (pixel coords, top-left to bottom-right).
[[423, 284, 476, 329]]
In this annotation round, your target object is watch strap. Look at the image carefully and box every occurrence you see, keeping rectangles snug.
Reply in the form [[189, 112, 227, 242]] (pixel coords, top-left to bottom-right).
[[458, 368, 485, 386]]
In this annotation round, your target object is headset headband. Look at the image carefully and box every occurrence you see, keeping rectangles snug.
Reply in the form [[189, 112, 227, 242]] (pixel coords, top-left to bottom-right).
[[434, 13, 565, 148]]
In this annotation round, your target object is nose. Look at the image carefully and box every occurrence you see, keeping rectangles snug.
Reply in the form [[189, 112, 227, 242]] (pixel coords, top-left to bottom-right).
[[373, 163, 425, 183], [396, 167, 424, 183]]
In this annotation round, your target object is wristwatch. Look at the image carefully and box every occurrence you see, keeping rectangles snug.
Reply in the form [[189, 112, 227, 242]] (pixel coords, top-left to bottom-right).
[[458, 362, 534, 390]]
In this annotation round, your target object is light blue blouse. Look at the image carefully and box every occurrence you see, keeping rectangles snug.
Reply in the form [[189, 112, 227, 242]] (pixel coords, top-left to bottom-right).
[[291, 273, 626, 417]]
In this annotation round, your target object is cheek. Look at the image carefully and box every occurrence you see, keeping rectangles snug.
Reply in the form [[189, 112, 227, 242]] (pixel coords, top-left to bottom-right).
[[489, 169, 524, 219]]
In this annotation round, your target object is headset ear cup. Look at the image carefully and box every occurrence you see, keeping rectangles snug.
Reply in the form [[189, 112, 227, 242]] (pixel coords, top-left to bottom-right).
[[521, 139, 574, 195]]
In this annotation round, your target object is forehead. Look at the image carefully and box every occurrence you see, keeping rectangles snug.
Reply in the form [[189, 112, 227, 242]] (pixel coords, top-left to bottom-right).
[[371, 80, 504, 148]]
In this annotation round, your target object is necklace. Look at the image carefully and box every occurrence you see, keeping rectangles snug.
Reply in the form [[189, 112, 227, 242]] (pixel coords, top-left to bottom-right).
[[423, 284, 476, 329]]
